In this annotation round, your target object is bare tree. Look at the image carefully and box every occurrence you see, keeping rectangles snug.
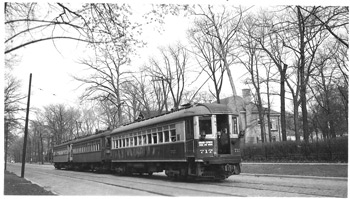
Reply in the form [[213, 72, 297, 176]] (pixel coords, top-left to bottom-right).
[[146, 43, 189, 110], [188, 17, 226, 103], [78, 103, 101, 135], [191, 5, 243, 103], [74, 46, 129, 127], [5, 3, 139, 54], [299, 6, 349, 48], [282, 6, 331, 142], [237, 14, 268, 142], [252, 9, 291, 141], [43, 104, 80, 145], [4, 72, 26, 129], [308, 38, 348, 138]]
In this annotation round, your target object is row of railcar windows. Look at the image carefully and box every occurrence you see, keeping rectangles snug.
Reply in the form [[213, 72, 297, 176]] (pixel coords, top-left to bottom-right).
[[73, 141, 100, 153], [54, 149, 68, 156], [111, 124, 179, 149]]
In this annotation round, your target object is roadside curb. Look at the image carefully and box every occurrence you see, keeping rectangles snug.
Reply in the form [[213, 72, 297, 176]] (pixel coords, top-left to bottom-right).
[[242, 162, 348, 166], [241, 173, 348, 181]]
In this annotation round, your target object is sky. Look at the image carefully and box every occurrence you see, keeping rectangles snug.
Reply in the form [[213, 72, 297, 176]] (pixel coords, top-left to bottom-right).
[[3, 0, 349, 118], [7, 1, 250, 113]]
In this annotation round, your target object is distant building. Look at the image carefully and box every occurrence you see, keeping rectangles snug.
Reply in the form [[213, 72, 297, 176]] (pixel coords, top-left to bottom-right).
[[220, 89, 283, 144]]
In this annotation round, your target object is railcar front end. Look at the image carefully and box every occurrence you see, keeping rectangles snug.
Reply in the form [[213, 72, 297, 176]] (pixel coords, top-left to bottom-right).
[[188, 113, 242, 180], [53, 142, 73, 169]]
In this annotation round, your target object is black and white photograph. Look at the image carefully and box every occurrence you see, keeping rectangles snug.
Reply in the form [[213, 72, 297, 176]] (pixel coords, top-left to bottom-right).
[[3, 0, 348, 197]]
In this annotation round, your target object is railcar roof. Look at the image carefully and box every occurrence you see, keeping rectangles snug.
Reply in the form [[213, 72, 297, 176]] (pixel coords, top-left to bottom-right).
[[53, 130, 111, 148], [111, 103, 236, 135]]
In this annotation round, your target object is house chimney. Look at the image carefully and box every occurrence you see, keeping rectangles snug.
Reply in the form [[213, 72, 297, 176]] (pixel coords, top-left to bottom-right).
[[242, 89, 252, 104]]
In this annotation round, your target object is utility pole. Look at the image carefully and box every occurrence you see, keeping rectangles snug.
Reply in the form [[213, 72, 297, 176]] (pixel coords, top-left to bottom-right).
[[21, 73, 32, 178], [5, 115, 9, 170]]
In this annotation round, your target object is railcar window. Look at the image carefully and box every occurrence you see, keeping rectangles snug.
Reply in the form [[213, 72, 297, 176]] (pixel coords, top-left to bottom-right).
[[164, 130, 170, 142], [152, 132, 157, 144], [199, 116, 212, 135], [138, 136, 142, 145], [125, 138, 129, 147], [134, 136, 138, 146], [130, 137, 134, 146], [232, 117, 238, 134], [158, 131, 163, 143], [170, 129, 176, 142], [142, 135, 146, 145], [147, 134, 152, 144]]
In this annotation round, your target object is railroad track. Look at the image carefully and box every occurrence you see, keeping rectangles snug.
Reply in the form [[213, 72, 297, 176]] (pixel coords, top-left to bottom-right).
[[8, 164, 346, 197], [29, 169, 246, 196]]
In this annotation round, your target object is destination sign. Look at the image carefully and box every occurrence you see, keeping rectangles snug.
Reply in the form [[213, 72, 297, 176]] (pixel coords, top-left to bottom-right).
[[198, 141, 213, 147]]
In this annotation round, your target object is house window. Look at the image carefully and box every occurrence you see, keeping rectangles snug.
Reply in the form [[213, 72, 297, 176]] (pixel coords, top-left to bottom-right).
[[272, 136, 276, 142], [271, 119, 278, 131]]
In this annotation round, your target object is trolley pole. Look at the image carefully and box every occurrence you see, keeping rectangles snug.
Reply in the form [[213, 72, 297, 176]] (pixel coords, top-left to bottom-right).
[[21, 73, 32, 178]]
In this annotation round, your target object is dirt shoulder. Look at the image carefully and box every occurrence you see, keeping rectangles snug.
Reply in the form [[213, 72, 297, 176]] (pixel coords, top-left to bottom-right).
[[4, 170, 55, 195]]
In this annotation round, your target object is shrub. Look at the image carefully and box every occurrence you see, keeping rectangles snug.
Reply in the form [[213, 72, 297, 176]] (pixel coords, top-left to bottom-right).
[[240, 137, 348, 162]]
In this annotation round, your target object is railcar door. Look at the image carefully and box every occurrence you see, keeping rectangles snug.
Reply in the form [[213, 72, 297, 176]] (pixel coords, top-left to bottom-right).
[[68, 144, 73, 162], [216, 115, 230, 154], [185, 118, 194, 156], [102, 136, 111, 161]]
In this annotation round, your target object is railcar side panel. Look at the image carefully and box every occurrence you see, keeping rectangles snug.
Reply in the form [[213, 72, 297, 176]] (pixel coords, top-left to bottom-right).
[[53, 155, 69, 163], [73, 151, 102, 162], [111, 142, 185, 162]]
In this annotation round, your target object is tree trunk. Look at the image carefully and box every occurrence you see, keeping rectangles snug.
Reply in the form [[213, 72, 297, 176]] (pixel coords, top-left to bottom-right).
[[293, 99, 300, 141], [267, 78, 272, 142], [297, 6, 309, 142], [258, 106, 266, 143], [280, 69, 287, 141], [40, 134, 44, 164]]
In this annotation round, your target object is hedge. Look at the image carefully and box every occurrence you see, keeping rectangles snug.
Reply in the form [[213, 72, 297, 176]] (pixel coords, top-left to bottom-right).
[[240, 137, 348, 162]]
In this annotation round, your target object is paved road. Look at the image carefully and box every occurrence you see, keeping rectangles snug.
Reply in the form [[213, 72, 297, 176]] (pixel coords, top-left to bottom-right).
[[6, 163, 348, 197]]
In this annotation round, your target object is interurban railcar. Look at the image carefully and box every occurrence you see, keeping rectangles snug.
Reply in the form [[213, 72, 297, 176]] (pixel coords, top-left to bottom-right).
[[53, 103, 243, 180], [53, 130, 112, 171]]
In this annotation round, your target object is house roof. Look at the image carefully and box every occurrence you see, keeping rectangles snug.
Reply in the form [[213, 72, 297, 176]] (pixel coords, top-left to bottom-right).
[[249, 103, 280, 115], [219, 96, 280, 115]]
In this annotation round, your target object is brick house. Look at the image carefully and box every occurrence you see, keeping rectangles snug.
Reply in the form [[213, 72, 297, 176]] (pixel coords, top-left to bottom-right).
[[220, 89, 282, 144]]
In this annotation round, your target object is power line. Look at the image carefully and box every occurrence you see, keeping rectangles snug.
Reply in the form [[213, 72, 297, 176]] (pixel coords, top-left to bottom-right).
[[31, 85, 80, 105]]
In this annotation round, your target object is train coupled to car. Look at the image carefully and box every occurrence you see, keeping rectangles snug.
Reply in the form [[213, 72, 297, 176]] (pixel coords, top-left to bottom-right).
[[53, 103, 243, 181]]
